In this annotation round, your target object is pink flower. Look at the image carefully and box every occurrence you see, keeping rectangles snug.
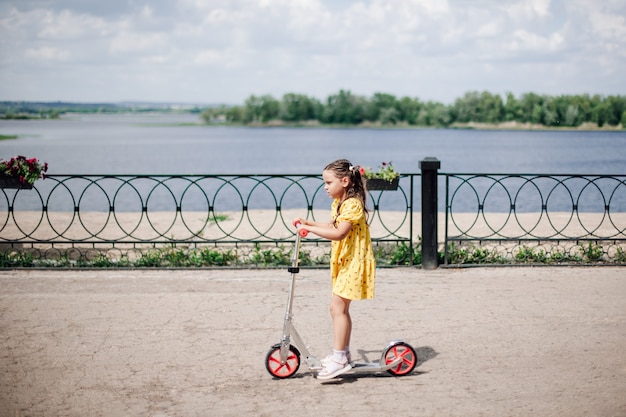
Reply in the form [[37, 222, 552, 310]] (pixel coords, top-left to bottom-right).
[[0, 155, 48, 186]]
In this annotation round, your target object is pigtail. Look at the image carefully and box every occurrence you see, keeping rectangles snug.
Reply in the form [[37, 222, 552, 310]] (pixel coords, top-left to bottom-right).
[[348, 164, 368, 217]]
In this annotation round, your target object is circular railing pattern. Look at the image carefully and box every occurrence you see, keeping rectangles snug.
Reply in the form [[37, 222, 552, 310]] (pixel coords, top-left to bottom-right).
[[0, 174, 412, 244], [446, 175, 626, 240], [2, 173, 624, 266]]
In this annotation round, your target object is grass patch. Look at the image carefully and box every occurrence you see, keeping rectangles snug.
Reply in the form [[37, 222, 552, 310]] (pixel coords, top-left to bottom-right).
[[1, 240, 624, 268]]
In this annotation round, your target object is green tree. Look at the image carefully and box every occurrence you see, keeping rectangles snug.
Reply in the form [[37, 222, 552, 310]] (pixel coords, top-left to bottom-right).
[[571, 94, 594, 123], [244, 94, 280, 123], [225, 105, 245, 123], [452, 91, 481, 123], [379, 107, 400, 125], [504, 92, 523, 122], [200, 104, 245, 124], [200, 106, 222, 123], [592, 97, 611, 127], [531, 103, 544, 124], [542, 98, 558, 126], [603, 95, 626, 126], [397, 96, 422, 125], [479, 91, 505, 123], [415, 101, 451, 127], [451, 91, 504, 124], [367, 92, 399, 122], [564, 105, 580, 126], [431, 102, 452, 127], [322, 90, 368, 124], [279, 93, 320, 122], [198, 90, 626, 128], [519, 93, 545, 124], [551, 95, 573, 126]]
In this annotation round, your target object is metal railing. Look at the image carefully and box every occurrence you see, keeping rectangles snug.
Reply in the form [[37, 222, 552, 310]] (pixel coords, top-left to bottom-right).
[[443, 174, 626, 265], [0, 174, 417, 267], [1, 167, 624, 267], [0, 174, 414, 242]]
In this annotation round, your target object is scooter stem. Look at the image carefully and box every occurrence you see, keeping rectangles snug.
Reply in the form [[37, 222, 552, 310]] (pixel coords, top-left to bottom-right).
[[280, 233, 303, 359]]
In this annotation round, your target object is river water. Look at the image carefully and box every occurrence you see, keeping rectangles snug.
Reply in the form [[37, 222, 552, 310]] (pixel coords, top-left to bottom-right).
[[1, 113, 625, 212], [1, 113, 625, 175]]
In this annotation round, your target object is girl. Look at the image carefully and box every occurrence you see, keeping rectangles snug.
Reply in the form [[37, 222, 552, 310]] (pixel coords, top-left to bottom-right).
[[293, 159, 376, 380]]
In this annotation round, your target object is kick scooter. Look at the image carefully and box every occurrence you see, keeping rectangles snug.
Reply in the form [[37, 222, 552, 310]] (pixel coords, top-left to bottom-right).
[[265, 223, 417, 379]]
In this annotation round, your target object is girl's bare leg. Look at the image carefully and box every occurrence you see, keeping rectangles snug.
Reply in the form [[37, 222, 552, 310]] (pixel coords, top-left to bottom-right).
[[330, 294, 352, 351], [317, 294, 353, 379]]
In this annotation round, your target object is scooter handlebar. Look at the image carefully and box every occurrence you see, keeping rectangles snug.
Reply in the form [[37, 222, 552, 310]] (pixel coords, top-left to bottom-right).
[[294, 221, 308, 237]]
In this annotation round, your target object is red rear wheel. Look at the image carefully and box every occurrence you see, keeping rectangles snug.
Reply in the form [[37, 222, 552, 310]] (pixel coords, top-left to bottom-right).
[[383, 342, 417, 376], [265, 344, 301, 379]]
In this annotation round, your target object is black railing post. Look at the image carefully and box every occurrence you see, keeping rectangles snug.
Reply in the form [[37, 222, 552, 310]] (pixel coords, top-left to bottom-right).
[[419, 157, 441, 270]]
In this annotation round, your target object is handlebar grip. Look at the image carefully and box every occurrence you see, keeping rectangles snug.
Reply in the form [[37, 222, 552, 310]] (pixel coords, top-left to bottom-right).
[[294, 221, 308, 237]]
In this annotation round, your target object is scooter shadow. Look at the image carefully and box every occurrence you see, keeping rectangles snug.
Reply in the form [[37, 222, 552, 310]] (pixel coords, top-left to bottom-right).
[[315, 346, 438, 385]]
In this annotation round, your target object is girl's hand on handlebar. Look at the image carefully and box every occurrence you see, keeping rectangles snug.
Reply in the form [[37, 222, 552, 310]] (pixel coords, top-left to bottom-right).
[[293, 218, 309, 237], [292, 217, 306, 228]]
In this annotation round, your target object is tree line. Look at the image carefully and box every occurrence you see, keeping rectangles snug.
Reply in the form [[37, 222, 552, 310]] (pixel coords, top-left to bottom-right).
[[0, 101, 202, 119], [200, 90, 626, 128]]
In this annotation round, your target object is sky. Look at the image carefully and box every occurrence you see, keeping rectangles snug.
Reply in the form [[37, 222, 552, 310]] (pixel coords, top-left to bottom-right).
[[0, 0, 625, 105]]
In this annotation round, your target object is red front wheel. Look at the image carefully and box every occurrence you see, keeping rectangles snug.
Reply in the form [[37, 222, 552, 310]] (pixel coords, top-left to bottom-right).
[[265, 344, 301, 379], [383, 342, 417, 376]]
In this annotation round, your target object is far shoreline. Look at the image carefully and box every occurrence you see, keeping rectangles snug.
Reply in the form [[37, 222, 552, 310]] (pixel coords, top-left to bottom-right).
[[1, 112, 624, 131], [208, 119, 625, 131], [148, 116, 626, 131]]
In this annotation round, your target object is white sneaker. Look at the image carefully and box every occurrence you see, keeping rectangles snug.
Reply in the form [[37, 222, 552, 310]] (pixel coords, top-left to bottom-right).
[[316, 358, 352, 380], [321, 352, 352, 367]]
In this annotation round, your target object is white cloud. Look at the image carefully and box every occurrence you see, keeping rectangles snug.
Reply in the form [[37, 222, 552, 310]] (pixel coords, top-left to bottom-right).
[[588, 8, 626, 41], [25, 46, 70, 61], [511, 30, 564, 52], [0, 0, 624, 103], [109, 32, 169, 54], [194, 49, 221, 64], [505, 0, 551, 19], [38, 10, 109, 39]]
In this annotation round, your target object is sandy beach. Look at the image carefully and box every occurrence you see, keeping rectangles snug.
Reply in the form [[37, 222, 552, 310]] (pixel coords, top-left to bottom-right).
[[0, 266, 624, 417], [3, 210, 626, 242]]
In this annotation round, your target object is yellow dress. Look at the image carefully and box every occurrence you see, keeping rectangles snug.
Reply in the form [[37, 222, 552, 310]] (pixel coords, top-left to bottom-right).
[[330, 198, 376, 300]]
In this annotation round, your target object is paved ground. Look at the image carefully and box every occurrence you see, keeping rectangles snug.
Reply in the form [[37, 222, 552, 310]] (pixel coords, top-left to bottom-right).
[[0, 267, 624, 417]]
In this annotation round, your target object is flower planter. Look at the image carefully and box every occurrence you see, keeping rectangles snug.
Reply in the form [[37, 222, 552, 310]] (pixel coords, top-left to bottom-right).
[[366, 177, 399, 191], [0, 176, 33, 189]]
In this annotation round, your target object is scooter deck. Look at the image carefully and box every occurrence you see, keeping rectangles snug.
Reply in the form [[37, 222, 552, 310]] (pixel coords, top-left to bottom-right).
[[348, 356, 403, 374], [310, 356, 403, 376]]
